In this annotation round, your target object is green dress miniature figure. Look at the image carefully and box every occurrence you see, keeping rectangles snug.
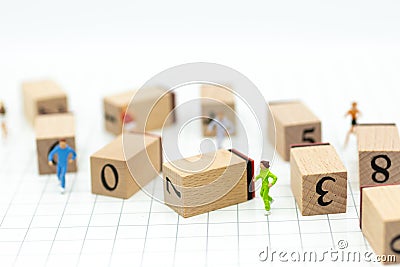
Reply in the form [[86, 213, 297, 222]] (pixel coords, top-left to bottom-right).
[[255, 160, 278, 216]]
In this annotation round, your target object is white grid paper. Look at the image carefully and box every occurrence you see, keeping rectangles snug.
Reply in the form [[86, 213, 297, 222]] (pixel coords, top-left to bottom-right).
[[0, 99, 383, 267]]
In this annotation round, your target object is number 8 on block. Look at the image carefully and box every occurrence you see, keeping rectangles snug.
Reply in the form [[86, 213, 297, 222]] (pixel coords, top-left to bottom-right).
[[357, 124, 400, 187]]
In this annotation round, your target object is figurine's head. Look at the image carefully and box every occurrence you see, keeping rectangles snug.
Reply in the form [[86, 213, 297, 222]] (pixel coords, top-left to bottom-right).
[[59, 139, 67, 149], [352, 102, 357, 108], [260, 160, 270, 170]]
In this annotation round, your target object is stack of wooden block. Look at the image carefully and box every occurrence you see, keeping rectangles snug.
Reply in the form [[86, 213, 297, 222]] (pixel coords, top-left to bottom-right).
[[268, 100, 348, 216], [90, 88, 176, 199], [22, 80, 77, 175], [357, 123, 400, 264]]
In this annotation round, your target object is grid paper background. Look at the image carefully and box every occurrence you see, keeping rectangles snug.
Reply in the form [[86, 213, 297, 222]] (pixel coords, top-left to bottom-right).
[[0, 93, 383, 267]]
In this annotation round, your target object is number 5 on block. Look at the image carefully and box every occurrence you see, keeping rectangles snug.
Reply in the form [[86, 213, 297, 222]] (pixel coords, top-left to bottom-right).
[[357, 124, 400, 187], [290, 143, 347, 216], [268, 101, 321, 161]]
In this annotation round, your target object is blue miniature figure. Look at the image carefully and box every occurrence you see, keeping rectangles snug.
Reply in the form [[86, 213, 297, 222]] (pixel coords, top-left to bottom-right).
[[48, 139, 77, 194]]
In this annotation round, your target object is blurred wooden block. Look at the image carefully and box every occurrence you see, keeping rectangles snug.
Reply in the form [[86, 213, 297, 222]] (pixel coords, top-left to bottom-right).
[[361, 185, 400, 264], [163, 149, 254, 218], [90, 133, 162, 199], [357, 124, 400, 187], [268, 101, 321, 161], [103, 88, 175, 135], [290, 143, 347, 216], [22, 80, 68, 125], [201, 85, 236, 136], [35, 113, 76, 175]]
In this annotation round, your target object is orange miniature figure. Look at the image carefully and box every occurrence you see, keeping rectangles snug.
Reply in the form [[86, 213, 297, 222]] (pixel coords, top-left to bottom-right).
[[345, 102, 361, 146], [0, 101, 7, 138]]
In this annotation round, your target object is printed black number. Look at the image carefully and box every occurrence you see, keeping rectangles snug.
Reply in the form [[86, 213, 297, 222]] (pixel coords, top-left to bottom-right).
[[105, 113, 117, 123], [316, 176, 336, 206], [166, 177, 181, 198], [371, 155, 391, 183], [390, 235, 400, 254], [101, 164, 119, 191], [39, 107, 46, 114], [302, 127, 315, 143]]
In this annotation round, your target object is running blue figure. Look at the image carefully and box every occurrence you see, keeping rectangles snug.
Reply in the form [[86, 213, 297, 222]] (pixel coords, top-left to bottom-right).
[[48, 139, 77, 194]]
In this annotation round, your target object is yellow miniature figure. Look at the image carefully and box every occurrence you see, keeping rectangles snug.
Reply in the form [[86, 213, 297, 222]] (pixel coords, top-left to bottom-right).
[[345, 102, 361, 146]]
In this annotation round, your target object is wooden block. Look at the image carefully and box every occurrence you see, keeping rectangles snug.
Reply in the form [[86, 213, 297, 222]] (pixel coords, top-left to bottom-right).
[[163, 149, 254, 218], [22, 80, 68, 125], [268, 101, 321, 161], [90, 133, 162, 199], [103, 88, 175, 135], [201, 84, 236, 136], [357, 124, 400, 187], [35, 113, 76, 175], [290, 143, 347, 216], [361, 185, 400, 264]]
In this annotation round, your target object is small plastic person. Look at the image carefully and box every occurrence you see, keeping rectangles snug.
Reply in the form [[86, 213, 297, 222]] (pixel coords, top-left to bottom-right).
[[48, 139, 77, 194], [0, 101, 7, 138], [121, 105, 136, 132], [206, 111, 234, 149], [344, 102, 361, 146], [255, 160, 278, 216]]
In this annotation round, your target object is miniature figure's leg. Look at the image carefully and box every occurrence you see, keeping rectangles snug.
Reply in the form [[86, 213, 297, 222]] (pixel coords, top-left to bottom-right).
[[263, 198, 271, 211], [56, 165, 62, 182], [1, 122, 7, 137], [59, 166, 67, 189], [216, 135, 223, 149], [262, 191, 271, 211]]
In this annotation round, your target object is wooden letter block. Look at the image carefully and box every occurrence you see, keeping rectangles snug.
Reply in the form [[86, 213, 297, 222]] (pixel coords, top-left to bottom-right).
[[35, 113, 77, 175], [163, 149, 254, 218], [361, 185, 400, 264], [22, 80, 68, 125], [268, 101, 321, 161], [103, 88, 175, 135], [290, 143, 347, 216], [90, 133, 162, 199], [201, 85, 236, 136], [357, 124, 400, 187]]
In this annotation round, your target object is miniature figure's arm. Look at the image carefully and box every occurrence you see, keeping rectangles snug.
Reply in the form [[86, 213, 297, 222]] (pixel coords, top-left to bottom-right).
[[255, 172, 264, 181], [268, 172, 278, 186], [70, 148, 77, 160], [48, 146, 58, 164]]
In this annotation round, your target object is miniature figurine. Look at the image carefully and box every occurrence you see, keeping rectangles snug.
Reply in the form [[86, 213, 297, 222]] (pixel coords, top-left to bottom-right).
[[206, 111, 234, 149], [121, 105, 136, 132], [255, 160, 278, 216], [345, 102, 361, 146], [0, 101, 7, 138], [48, 139, 77, 194]]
